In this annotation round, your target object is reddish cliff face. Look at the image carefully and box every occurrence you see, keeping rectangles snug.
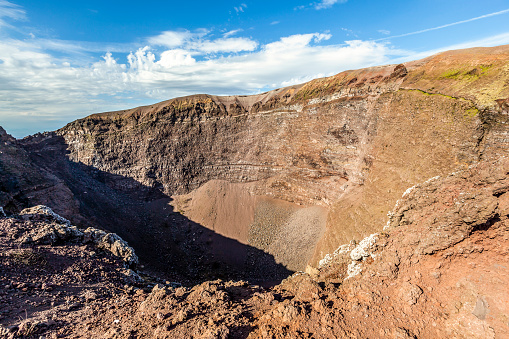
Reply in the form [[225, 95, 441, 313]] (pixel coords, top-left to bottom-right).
[[44, 45, 509, 274]]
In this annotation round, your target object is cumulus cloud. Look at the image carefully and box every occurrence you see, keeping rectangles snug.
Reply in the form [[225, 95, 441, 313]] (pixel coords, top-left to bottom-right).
[[98, 36, 393, 102], [0, 29, 397, 136], [0, 33, 392, 121], [158, 49, 196, 68]]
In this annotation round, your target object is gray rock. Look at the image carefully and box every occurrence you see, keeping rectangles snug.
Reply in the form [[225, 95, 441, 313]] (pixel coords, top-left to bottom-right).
[[97, 233, 138, 268], [19, 205, 71, 226], [0, 324, 9, 336], [121, 269, 144, 284], [83, 227, 107, 243], [472, 297, 489, 320], [18, 205, 139, 268], [28, 223, 84, 245], [0, 126, 15, 142]]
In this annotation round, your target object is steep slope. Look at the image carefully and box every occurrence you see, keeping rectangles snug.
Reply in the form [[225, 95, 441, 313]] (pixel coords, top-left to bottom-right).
[[2, 157, 507, 338], [1, 44, 508, 281], [0, 128, 78, 217]]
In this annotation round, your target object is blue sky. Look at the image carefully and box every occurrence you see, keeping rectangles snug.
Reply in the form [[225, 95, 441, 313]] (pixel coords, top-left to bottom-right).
[[1, 0, 509, 137]]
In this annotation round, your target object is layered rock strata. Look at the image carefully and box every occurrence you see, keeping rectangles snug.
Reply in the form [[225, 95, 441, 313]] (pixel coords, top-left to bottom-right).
[[1, 45, 509, 278]]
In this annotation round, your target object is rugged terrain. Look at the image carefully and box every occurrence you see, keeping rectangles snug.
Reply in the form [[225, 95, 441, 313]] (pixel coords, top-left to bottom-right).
[[1, 157, 508, 338], [3, 45, 509, 281], [1, 44, 509, 337]]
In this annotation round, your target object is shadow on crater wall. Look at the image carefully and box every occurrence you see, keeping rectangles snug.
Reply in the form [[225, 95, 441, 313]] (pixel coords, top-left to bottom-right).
[[16, 134, 293, 286]]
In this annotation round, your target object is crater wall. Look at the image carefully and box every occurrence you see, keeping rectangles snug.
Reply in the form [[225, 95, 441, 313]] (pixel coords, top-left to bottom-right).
[[5, 45, 509, 275]]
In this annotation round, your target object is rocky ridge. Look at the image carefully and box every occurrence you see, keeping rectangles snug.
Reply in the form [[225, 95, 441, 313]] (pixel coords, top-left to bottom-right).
[[2, 45, 507, 281]]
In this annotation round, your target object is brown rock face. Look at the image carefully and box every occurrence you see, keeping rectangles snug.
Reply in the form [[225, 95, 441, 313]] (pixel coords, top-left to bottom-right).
[[0, 132, 79, 218], [1, 45, 509, 285], [2, 157, 506, 338]]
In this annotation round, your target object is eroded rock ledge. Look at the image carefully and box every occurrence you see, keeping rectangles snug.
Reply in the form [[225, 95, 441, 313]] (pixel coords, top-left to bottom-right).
[[17, 205, 138, 268]]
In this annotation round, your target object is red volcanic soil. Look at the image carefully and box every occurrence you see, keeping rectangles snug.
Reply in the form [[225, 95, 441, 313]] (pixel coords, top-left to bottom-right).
[[1, 157, 508, 338]]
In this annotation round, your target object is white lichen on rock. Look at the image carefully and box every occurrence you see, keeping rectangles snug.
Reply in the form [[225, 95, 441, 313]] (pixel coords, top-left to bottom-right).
[[402, 175, 440, 198], [346, 261, 363, 279], [350, 233, 379, 261], [26, 223, 84, 245], [319, 232, 381, 280], [383, 219, 391, 231], [83, 227, 107, 243], [343, 233, 380, 279], [321, 175, 448, 280], [318, 243, 354, 268], [97, 233, 138, 268], [387, 175, 442, 229]]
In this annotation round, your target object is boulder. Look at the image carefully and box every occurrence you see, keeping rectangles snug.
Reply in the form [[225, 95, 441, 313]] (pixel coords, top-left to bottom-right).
[[97, 233, 139, 268], [20, 205, 71, 226]]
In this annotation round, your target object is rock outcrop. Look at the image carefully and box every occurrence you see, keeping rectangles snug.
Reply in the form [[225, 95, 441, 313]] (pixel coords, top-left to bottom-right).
[[310, 157, 509, 338], [1, 157, 506, 338], [18, 205, 138, 267]]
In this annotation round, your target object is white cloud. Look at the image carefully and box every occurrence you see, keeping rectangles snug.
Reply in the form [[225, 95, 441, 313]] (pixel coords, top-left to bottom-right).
[[234, 3, 247, 13], [158, 49, 196, 68], [0, 31, 398, 136], [223, 29, 243, 38], [116, 37, 393, 96], [295, 0, 347, 11], [264, 33, 331, 53], [189, 37, 258, 53], [340, 27, 357, 38], [1, 1, 507, 138], [458, 31, 509, 49], [314, 0, 347, 10], [378, 29, 390, 35], [148, 30, 257, 54], [23, 38, 136, 59], [127, 46, 156, 71], [148, 30, 197, 48], [0, 0, 25, 28]]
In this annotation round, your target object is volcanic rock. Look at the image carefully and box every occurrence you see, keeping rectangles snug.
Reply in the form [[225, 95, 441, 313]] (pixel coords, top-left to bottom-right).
[[0, 44, 509, 338]]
